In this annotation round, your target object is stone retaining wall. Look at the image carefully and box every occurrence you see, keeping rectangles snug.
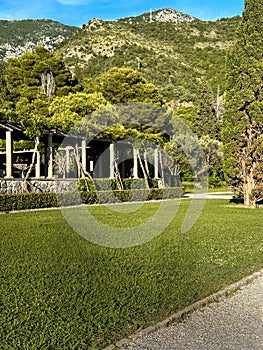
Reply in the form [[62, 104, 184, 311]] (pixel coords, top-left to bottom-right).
[[0, 179, 77, 194]]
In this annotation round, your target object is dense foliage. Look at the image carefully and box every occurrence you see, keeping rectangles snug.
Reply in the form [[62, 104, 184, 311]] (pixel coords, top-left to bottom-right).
[[223, 0, 263, 206], [3, 46, 79, 137], [0, 11, 244, 186], [57, 15, 240, 102]]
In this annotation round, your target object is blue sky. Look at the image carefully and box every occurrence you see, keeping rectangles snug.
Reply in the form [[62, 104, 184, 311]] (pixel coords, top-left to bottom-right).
[[0, 0, 244, 27]]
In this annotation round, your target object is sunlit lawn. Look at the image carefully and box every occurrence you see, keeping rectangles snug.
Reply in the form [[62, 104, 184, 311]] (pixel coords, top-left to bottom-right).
[[0, 199, 262, 349]]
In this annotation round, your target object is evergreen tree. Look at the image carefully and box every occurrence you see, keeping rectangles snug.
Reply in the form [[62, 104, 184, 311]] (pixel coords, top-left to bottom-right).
[[48, 92, 109, 132], [223, 0, 263, 206], [4, 46, 78, 137], [0, 61, 11, 120], [194, 81, 219, 139], [83, 67, 166, 106]]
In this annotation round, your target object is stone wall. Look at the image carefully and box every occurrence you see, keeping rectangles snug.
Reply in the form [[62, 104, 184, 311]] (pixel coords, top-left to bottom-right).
[[0, 179, 77, 194]]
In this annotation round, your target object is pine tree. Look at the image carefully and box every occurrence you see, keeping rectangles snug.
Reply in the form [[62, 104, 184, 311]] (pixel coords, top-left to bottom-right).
[[83, 67, 165, 106], [223, 0, 263, 206], [4, 46, 78, 137]]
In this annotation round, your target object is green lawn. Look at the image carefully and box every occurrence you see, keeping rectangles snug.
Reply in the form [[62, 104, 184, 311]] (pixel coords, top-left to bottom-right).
[[0, 199, 262, 349]]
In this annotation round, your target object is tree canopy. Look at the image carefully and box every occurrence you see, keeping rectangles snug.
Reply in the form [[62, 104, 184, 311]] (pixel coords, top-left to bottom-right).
[[82, 67, 166, 106], [3, 47, 79, 136], [223, 0, 263, 206]]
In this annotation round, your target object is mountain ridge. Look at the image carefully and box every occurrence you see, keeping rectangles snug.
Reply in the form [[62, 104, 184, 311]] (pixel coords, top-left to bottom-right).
[[116, 8, 196, 24], [0, 19, 77, 61], [57, 11, 240, 102], [0, 8, 241, 103]]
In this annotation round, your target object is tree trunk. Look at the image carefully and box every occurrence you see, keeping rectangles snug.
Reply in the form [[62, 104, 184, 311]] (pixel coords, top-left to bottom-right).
[[143, 148, 150, 179], [22, 137, 39, 192], [243, 180, 255, 207], [137, 151, 150, 191], [159, 150, 165, 188], [242, 157, 255, 207]]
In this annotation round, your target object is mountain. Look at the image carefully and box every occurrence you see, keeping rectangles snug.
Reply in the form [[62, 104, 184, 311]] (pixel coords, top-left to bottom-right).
[[0, 19, 77, 61], [117, 8, 195, 24], [57, 9, 241, 102], [0, 9, 241, 103]]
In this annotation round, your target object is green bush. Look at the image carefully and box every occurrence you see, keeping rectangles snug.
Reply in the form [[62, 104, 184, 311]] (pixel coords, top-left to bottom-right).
[[149, 187, 182, 200], [122, 178, 148, 189], [0, 185, 183, 212], [0, 192, 58, 211]]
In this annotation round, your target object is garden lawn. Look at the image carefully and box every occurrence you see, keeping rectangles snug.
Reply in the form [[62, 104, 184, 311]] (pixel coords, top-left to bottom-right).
[[0, 199, 262, 349]]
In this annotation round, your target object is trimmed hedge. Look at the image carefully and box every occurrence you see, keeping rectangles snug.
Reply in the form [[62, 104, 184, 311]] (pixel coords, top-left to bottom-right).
[[0, 180, 183, 212], [0, 192, 58, 211]]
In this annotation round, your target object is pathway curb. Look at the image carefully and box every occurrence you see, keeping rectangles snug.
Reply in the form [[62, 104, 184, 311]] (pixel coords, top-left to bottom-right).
[[102, 268, 263, 350]]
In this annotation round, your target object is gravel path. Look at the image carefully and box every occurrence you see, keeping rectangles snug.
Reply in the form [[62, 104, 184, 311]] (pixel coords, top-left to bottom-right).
[[122, 275, 263, 350]]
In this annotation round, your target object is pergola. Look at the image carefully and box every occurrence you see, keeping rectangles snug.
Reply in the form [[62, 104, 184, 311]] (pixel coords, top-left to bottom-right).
[[0, 121, 160, 180], [0, 121, 59, 179]]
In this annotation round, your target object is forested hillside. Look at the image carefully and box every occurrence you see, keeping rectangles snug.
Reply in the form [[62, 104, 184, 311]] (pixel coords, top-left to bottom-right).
[[0, 9, 241, 103], [57, 10, 241, 102]]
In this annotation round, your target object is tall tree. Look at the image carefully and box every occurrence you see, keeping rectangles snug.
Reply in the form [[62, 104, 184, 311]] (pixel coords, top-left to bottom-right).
[[0, 61, 12, 120], [194, 81, 219, 139], [223, 0, 263, 206], [5, 46, 78, 137], [83, 67, 166, 106], [48, 92, 109, 132]]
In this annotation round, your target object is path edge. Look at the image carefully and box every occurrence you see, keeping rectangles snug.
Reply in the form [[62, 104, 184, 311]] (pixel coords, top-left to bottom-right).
[[103, 268, 263, 350]]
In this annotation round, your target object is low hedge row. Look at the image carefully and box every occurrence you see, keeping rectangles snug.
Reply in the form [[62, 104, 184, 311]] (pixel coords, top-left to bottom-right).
[[0, 187, 182, 212], [78, 178, 161, 192]]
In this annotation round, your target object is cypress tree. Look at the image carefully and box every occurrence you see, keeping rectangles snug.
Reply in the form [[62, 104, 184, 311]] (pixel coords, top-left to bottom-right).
[[194, 81, 219, 139], [223, 0, 263, 206]]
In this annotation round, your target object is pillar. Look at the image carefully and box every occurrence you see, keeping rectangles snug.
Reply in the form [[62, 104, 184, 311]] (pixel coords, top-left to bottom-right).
[[90, 160, 94, 172], [35, 151, 41, 178], [5, 130, 13, 178], [81, 140, 87, 177], [66, 146, 70, 176], [47, 134, 53, 178], [109, 143, 115, 178], [133, 147, 138, 178], [154, 147, 159, 179]]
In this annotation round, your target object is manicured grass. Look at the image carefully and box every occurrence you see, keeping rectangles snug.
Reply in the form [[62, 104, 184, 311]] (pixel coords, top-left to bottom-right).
[[182, 181, 230, 194], [0, 199, 262, 349]]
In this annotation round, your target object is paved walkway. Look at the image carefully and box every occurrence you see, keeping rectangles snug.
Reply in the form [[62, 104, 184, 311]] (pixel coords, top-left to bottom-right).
[[183, 191, 233, 200], [121, 274, 263, 350]]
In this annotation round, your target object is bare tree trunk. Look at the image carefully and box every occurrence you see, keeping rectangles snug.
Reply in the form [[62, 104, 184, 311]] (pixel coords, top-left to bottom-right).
[[243, 161, 256, 207], [114, 160, 124, 190], [74, 144, 81, 178], [22, 137, 40, 192], [137, 151, 150, 190], [240, 125, 257, 207], [143, 148, 150, 179], [158, 150, 165, 188], [243, 182, 255, 207], [73, 148, 95, 192]]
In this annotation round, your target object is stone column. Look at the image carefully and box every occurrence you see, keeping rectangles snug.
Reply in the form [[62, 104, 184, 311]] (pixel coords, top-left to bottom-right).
[[47, 134, 53, 178], [90, 160, 94, 172], [81, 139, 87, 177], [5, 130, 13, 178], [133, 147, 138, 178], [109, 143, 115, 178], [154, 147, 159, 179], [35, 151, 41, 178], [66, 146, 70, 176]]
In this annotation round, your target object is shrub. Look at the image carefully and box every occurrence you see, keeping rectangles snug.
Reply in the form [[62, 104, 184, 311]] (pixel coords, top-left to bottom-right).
[[0, 183, 182, 212], [0, 192, 58, 211]]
